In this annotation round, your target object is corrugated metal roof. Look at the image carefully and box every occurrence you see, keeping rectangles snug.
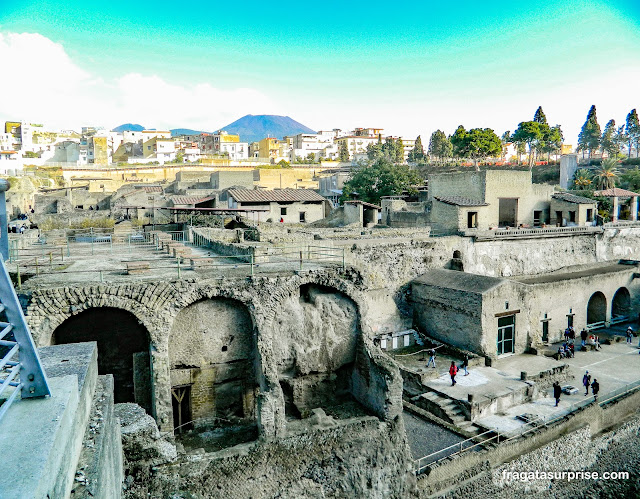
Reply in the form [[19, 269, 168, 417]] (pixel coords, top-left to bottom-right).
[[228, 188, 325, 203], [434, 196, 488, 207], [345, 200, 382, 210], [552, 192, 596, 204]]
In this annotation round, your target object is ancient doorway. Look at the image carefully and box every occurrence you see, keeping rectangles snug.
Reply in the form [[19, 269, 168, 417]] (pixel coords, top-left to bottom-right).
[[52, 307, 152, 411], [498, 198, 518, 227], [612, 287, 631, 319], [497, 315, 515, 355], [587, 292, 607, 325]]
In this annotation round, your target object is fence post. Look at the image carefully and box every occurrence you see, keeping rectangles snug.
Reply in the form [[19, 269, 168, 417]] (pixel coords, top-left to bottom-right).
[[250, 252, 254, 277], [128, 235, 131, 253], [61, 246, 64, 262], [67, 237, 70, 257], [110, 236, 113, 254], [299, 251, 303, 271], [342, 248, 345, 271], [91, 237, 94, 255], [177, 257, 181, 279], [16, 263, 21, 290]]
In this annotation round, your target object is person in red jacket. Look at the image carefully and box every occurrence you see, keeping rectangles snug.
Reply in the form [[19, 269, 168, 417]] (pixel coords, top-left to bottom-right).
[[449, 361, 458, 386]]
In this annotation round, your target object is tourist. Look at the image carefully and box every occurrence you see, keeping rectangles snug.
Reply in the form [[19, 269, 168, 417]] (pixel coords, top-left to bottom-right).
[[626, 327, 634, 344], [564, 328, 570, 341], [583, 371, 591, 395], [449, 361, 458, 386], [580, 328, 588, 348], [461, 354, 469, 376], [591, 379, 600, 401], [426, 348, 436, 368], [594, 336, 601, 350], [553, 381, 561, 407], [569, 326, 576, 340]]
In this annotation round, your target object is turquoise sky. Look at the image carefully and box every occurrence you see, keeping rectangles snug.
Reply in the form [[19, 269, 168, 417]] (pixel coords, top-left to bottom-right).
[[1, 0, 639, 142]]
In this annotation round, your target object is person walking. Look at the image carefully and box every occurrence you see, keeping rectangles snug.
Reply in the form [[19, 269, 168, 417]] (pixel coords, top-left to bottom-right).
[[461, 354, 469, 376], [626, 327, 634, 344], [553, 381, 562, 407], [591, 379, 600, 401], [449, 361, 458, 386], [426, 348, 436, 369], [583, 371, 591, 395]]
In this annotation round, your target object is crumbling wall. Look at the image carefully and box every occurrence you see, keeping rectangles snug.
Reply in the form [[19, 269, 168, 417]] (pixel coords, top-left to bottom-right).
[[272, 284, 360, 417], [142, 417, 416, 499], [168, 298, 257, 425]]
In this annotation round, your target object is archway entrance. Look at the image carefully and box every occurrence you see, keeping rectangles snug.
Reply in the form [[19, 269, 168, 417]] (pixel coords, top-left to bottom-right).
[[612, 287, 631, 319], [52, 307, 152, 411], [587, 292, 607, 325]]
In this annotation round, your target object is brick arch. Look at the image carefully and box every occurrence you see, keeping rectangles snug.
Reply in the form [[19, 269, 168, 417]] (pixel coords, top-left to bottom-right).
[[28, 291, 169, 348]]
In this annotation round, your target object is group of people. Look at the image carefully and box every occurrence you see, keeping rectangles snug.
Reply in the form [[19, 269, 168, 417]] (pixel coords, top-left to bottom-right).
[[425, 347, 469, 386], [558, 326, 602, 359], [552, 372, 600, 407]]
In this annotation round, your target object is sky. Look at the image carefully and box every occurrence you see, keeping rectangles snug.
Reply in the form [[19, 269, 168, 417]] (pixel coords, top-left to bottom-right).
[[1, 0, 639, 144]]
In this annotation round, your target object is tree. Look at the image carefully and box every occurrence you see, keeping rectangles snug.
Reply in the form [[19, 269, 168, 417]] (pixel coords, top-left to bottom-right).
[[577, 105, 601, 159], [573, 168, 593, 190], [625, 109, 640, 158], [366, 142, 383, 161], [465, 128, 501, 168], [620, 167, 640, 192], [533, 106, 548, 124], [395, 137, 404, 163], [601, 119, 618, 158], [427, 130, 453, 163], [450, 125, 468, 159], [594, 158, 619, 190], [339, 141, 349, 161], [511, 121, 543, 167], [408, 135, 425, 163], [541, 125, 563, 162], [339, 157, 422, 205]]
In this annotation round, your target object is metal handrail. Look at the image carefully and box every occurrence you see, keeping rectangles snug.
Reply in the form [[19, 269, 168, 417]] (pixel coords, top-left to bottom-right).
[[414, 377, 640, 474]]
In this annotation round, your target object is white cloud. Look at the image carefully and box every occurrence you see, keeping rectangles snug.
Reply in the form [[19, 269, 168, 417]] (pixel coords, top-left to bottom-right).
[[0, 32, 276, 131]]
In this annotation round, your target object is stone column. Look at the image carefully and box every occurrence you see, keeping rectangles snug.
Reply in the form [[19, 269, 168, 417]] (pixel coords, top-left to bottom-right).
[[632, 196, 638, 221], [612, 196, 619, 223]]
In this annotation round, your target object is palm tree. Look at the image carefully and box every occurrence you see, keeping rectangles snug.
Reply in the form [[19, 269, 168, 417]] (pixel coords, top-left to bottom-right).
[[573, 169, 593, 190], [594, 158, 619, 190]]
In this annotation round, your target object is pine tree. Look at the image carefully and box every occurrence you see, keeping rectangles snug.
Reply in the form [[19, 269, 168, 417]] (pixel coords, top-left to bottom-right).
[[577, 105, 601, 159], [533, 106, 548, 124], [339, 141, 349, 161], [395, 137, 404, 163], [408, 135, 425, 163], [601, 119, 618, 158], [428, 130, 453, 163], [625, 109, 640, 158]]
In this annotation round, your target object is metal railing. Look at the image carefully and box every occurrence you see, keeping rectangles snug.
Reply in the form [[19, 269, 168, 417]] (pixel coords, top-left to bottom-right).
[[414, 377, 640, 474], [464, 226, 603, 240], [0, 258, 51, 421]]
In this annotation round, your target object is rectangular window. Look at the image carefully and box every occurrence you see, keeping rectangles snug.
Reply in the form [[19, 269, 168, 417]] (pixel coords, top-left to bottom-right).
[[467, 211, 478, 228], [586, 209, 593, 222], [299, 212, 306, 223], [533, 210, 542, 226], [280, 207, 287, 216], [556, 211, 563, 226], [569, 211, 576, 223], [542, 321, 549, 343], [497, 315, 515, 355]]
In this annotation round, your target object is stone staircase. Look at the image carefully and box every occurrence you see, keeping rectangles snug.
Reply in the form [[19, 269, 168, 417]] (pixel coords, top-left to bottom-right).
[[412, 390, 467, 425]]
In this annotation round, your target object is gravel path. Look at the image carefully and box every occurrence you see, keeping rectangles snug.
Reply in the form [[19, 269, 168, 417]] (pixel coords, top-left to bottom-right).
[[403, 411, 466, 461]]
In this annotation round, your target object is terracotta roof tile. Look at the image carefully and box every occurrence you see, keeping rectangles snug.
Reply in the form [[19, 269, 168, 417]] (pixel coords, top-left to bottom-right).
[[228, 188, 325, 203], [434, 196, 488, 207]]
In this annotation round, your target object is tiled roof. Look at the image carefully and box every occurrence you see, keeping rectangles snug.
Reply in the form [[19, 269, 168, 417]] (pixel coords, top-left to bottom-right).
[[171, 195, 215, 206], [552, 192, 596, 204], [228, 188, 325, 203], [142, 186, 163, 193], [434, 196, 488, 207], [345, 200, 382, 210], [593, 187, 640, 198]]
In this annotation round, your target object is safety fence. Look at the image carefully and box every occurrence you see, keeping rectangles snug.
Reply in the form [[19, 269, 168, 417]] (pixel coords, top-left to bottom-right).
[[414, 377, 640, 475]]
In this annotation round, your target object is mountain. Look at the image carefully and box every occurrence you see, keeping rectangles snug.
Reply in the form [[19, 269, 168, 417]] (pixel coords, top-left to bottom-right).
[[219, 115, 315, 144], [111, 123, 145, 132], [170, 128, 207, 137]]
